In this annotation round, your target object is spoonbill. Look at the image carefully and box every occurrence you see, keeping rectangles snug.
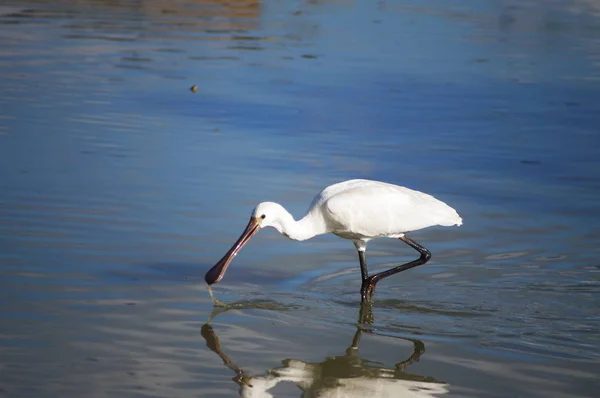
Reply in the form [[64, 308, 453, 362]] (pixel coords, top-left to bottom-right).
[[205, 179, 462, 300]]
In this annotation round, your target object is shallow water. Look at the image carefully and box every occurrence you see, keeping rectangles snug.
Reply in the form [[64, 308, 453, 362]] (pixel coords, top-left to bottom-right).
[[1, 0, 600, 397]]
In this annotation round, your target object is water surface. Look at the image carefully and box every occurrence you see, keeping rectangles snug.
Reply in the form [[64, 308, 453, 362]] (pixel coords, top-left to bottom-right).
[[1, 0, 600, 397]]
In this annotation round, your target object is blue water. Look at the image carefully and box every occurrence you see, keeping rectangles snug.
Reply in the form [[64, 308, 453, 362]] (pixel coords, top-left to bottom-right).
[[1, 1, 600, 397]]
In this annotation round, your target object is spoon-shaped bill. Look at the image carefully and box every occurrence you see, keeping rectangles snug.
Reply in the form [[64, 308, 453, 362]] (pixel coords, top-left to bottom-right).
[[205, 217, 261, 285]]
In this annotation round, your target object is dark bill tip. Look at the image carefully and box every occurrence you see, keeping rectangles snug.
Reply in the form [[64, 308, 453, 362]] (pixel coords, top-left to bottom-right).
[[205, 264, 223, 285]]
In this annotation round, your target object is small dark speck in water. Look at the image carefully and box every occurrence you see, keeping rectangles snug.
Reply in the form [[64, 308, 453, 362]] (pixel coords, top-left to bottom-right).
[[302, 54, 318, 59], [190, 84, 198, 93]]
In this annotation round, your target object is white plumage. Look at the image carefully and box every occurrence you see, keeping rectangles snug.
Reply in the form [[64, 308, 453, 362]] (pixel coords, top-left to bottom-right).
[[206, 179, 462, 300], [313, 179, 462, 240]]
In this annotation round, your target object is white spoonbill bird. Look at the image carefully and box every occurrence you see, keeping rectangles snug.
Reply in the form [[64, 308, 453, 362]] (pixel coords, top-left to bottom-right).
[[205, 179, 462, 300]]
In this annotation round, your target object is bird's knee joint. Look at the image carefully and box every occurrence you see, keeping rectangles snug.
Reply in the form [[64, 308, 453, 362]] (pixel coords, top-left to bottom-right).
[[421, 250, 431, 262]]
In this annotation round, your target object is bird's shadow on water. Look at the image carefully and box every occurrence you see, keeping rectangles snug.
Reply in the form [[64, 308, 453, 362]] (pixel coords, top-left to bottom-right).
[[200, 301, 449, 397], [367, 298, 493, 318], [205, 297, 303, 323]]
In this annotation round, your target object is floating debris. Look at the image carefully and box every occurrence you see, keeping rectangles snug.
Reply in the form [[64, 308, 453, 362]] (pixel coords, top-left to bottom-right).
[[190, 84, 198, 93]]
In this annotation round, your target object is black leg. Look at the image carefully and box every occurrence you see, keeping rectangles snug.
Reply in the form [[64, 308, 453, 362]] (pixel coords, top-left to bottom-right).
[[358, 250, 369, 281], [358, 250, 371, 301], [362, 236, 431, 300]]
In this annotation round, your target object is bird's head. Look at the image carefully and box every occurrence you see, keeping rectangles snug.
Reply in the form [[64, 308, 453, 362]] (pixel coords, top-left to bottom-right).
[[252, 202, 290, 232], [204, 202, 289, 285]]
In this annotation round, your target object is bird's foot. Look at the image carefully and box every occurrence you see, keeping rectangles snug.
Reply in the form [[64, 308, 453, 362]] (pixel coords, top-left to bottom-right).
[[360, 277, 378, 302]]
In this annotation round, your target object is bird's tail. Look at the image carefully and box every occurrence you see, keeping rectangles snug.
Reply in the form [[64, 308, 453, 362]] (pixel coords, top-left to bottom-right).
[[437, 207, 462, 227], [454, 215, 463, 226]]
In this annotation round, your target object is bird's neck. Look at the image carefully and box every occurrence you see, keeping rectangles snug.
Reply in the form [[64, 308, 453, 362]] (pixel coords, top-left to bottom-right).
[[277, 209, 327, 242]]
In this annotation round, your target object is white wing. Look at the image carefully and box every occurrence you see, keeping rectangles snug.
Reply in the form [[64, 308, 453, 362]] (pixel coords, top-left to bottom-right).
[[316, 180, 461, 239]]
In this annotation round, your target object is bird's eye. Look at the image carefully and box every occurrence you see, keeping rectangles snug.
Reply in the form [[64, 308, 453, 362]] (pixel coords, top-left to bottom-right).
[[261, 214, 266, 219]]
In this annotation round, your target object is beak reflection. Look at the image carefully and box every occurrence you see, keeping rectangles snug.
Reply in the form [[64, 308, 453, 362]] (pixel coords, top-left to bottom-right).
[[205, 216, 261, 285]]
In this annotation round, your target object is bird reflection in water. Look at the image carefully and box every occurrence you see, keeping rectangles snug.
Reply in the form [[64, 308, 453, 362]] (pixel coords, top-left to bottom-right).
[[201, 303, 449, 398]]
